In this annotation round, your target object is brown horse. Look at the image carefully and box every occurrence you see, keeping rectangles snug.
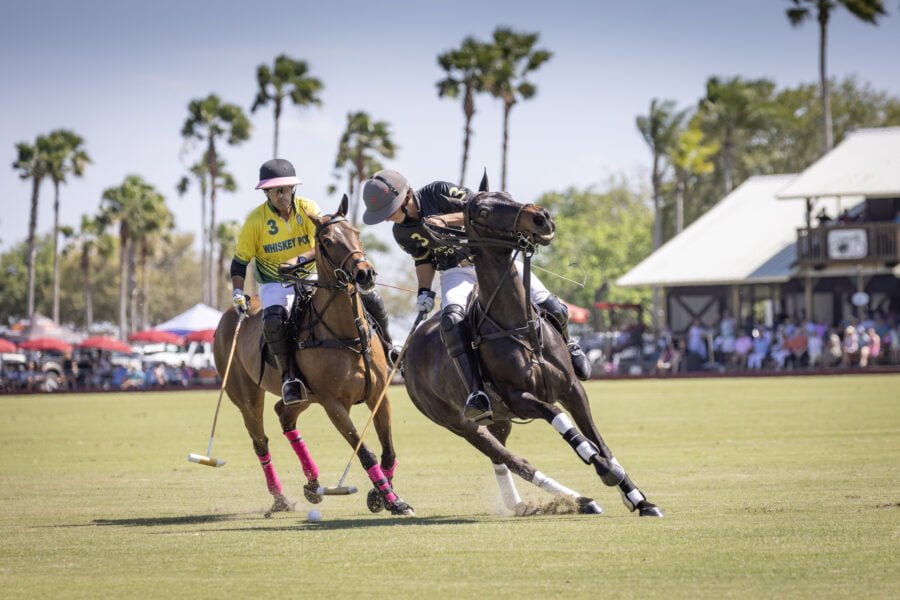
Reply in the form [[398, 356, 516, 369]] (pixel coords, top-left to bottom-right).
[[213, 195, 414, 516], [403, 185, 663, 517]]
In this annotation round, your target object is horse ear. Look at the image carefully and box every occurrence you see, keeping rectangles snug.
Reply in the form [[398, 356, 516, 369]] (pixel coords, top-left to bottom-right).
[[478, 168, 489, 192], [338, 194, 349, 217]]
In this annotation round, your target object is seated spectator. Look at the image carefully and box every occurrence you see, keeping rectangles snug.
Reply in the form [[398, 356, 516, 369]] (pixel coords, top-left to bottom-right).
[[784, 327, 808, 367], [769, 327, 793, 370], [731, 333, 753, 370], [687, 319, 708, 361], [655, 338, 683, 374], [860, 327, 880, 367], [841, 326, 860, 367], [747, 330, 771, 370], [151, 362, 168, 388], [121, 361, 144, 390], [825, 328, 843, 367]]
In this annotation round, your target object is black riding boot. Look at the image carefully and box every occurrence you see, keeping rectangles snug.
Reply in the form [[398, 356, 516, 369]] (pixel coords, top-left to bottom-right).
[[361, 291, 400, 365], [440, 304, 492, 425], [263, 305, 308, 405], [538, 295, 592, 381]]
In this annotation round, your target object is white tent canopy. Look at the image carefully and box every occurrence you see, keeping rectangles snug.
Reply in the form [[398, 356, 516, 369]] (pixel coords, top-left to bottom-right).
[[154, 303, 223, 335], [618, 175, 807, 288]]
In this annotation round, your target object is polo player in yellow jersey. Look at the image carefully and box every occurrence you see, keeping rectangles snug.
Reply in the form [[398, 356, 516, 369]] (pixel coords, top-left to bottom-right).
[[230, 158, 396, 404]]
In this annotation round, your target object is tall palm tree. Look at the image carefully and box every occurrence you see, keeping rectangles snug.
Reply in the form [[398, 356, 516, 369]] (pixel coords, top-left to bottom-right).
[[251, 54, 323, 158], [697, 76, 775, 194], [636, 99, 685, 251], [214, 220, 241, 309], [437, 37, 493, 185], [67, 214, 111, 331], [177, 158, 236, 305], [12, 134, 53, 320], [333, 111, 397, 226], [100, 175, 166, 338], [668, 122, 719, 234], [181, 94, 250, 304], [134, 196, 174, 329], [483, 27, 553, 190], [786, 0, 886, 154], [45, 129, 91, 323]]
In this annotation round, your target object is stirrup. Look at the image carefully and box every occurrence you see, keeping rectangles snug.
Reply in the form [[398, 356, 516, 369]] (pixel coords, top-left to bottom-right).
[[387, 345, 401, 367], [464, 391, 493, 425], [281, 377, 310, 406], [568, 342, 592, 381]]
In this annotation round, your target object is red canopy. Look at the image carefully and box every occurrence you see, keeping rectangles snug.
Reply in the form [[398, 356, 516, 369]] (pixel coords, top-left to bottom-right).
[[77, 336, 133, 353], [0, 338, 17, 353], [128, 330, 184, 344], [562, 300, 591, 324], [184, 329, 215, 343], [18, 337, 73, 353]]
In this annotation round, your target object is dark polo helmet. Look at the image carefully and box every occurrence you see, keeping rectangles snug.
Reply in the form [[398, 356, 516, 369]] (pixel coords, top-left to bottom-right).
[[255, 158, 303, 190], [362, 169, 409, 225]]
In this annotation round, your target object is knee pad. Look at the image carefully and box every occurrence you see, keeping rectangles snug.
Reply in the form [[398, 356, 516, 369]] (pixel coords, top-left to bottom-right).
[[439, 305, 470, 358], [361, 290, 388, 322], [539, 294, 569, 332], [263, 305, 288, 340]]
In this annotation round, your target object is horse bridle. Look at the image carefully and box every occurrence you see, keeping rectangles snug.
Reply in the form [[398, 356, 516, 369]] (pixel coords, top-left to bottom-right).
[[314, 215, 370, 288]]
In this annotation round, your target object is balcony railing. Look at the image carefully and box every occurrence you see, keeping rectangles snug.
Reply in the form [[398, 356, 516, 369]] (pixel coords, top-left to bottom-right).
[[796, 222, 900, 268]]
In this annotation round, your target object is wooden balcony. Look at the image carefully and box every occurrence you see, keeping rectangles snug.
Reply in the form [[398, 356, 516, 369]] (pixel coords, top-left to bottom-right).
[[796, 222, 900, 268]]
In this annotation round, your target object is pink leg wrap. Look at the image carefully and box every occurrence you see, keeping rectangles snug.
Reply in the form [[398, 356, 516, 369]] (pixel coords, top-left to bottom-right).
[[382, 459, 398, 481], [283, 430, 319, 480], [366, 464, 398, 504], [258, 453, 283, 495]]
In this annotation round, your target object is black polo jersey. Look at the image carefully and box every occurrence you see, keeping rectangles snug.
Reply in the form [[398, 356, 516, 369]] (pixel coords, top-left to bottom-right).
[[392, 181, 473, 271]]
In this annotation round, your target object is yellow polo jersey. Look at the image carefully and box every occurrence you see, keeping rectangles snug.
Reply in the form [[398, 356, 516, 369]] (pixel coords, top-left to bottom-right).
[[233, 197, 321, 284]]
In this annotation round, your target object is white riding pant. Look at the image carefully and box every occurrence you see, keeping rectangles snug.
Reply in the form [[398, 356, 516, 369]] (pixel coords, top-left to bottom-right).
[[259, 277, 317, 311], [439, 262, 550, 310]]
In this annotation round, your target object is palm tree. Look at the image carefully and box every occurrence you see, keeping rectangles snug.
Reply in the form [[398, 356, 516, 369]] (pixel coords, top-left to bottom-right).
[[214, 220, 241, 309], [697, 76, 775, 194], [437, 37, 493, 185], [177, 158, 237, 305], [66, 215, 112, 331], [333, 111, 397, 226], [181, 95, 250, 304], [786, 0, 886, 154], [668, 122, 719, 234], [636, 99, 685, 250], [483, 27, 553, 190], [251, 54, 323, 157], [134, 196, 174, 329], [45, 129, 91, 323], [100, 175, 166, 338], [12, 134, 53, 320]]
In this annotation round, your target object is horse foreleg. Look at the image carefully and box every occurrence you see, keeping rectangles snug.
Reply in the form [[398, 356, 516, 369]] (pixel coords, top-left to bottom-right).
[[321, 403, 414, 516], [561, 390, 664, 517], [274, 400, 322, 504], [456, 420, 602, 515]]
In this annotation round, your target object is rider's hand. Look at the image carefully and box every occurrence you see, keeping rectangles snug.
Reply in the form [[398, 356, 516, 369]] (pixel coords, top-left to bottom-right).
[[416, 288, 436, 314], [232, 288, 249, 315]]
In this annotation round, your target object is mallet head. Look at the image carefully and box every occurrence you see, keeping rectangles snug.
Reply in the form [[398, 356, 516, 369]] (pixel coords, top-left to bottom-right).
[[188, 453, 225, 467]]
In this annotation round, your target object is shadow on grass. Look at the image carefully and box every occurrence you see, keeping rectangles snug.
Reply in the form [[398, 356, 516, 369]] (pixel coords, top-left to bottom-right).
[[89, 514, 248, 527], [205, 515, 481, 533]]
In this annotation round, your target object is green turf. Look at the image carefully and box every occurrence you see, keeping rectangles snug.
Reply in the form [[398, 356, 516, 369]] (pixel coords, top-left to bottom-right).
[[1, 375, 898, 599]]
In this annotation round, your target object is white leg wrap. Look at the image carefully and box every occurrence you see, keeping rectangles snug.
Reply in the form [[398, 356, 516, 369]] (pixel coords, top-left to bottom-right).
[[575, 441, 596, 462], [531, 470, 580, 499], [551, 412, 575, 434], [492, 464, 523, 511]]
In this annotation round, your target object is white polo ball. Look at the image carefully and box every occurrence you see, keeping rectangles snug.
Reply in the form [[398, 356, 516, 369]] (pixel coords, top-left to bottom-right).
[[307, 509, 322, 523]]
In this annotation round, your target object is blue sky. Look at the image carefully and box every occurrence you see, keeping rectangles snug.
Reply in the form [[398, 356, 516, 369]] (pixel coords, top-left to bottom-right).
[[2, 0, 899, 277]]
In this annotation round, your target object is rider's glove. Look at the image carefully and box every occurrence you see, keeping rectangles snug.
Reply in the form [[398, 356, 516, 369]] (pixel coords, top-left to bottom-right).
[[232, 288, 249, 315], [416, 288, 436, 314]]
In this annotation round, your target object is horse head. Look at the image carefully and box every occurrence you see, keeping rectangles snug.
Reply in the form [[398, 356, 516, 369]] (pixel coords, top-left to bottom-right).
[[465, 191, 556, 247], [310, 194, 377, 292]]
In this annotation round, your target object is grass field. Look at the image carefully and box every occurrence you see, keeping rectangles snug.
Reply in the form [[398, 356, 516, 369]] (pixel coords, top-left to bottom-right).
[[1, 375, 898, 599]]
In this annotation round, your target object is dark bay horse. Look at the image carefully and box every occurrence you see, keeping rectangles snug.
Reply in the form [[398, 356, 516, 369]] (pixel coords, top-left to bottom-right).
[[403, 188, 663, 517], [213, 195, 414, 516]]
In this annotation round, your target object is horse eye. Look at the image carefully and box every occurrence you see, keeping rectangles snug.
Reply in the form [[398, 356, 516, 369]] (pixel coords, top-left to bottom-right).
[[479, 209, 489, 219]]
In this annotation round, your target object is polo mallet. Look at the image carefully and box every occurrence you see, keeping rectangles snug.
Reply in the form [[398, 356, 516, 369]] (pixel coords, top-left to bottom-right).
[[318, 310, 428, 495], [188, 312, 246, 467]]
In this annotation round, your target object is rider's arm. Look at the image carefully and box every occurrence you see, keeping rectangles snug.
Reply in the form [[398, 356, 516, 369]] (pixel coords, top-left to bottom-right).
[[426, 212, 464, 228], [415, 263, 436, 291]]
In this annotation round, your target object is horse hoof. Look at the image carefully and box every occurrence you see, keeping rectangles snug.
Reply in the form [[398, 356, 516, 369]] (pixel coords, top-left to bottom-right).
[[638, 503, 664, 517], [388, 499, 415, 516], [303, 481, 323, 504], [577, 497, 604, 515], [264, 494, 296, 517], [367, 488, 385, 513]]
